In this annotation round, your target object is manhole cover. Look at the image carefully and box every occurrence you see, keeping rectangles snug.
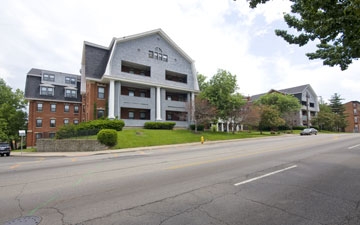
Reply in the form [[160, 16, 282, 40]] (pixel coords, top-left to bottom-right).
[[4, 216, 42, 225]]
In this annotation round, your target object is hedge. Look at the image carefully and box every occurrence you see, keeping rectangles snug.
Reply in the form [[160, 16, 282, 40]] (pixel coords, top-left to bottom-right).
[[144, 122, 176, 130], [189, 124, 204, 131], [55, 119, 125, 139]]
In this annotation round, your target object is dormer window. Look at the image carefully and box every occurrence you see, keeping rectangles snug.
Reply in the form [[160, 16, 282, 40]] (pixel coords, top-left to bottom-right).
[[43, 74, 55, 82], [40, 85, 54, 96], [65, 77, 76, 85], [65, 89, 77, 98]]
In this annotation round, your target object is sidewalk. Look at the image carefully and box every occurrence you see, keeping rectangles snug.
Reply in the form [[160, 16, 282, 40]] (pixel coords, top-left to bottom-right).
[[10, 142, 201, 157]]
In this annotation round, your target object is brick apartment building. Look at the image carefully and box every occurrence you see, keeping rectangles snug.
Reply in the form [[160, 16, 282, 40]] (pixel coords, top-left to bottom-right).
[[25, 69, 82, 147], [25, 29, 199, 146], [344, 101, 360, 133]]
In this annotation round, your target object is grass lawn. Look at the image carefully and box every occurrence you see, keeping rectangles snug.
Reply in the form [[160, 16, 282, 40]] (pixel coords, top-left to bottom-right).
[[106, 129, 280, 149]]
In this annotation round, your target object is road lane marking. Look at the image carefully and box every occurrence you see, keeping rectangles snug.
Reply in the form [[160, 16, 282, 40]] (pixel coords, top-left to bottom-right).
[[348, 144, 360, 150], [71, 158, 77, 162], [10, 164, 21, 169], [234, 165, 298, 186]]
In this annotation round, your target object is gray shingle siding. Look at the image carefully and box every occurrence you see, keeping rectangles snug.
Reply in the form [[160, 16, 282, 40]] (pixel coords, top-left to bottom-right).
[[84, 44, 110, 79], [110, 34, 196, 91]]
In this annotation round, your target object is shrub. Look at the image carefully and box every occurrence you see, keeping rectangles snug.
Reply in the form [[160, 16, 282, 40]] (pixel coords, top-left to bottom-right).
[[144, 122, 176, 130], [211, 125, 218, 132], [293, 126, 307, 130], [97, 129, 118, 147], [55, 119, 125, 139], [55, 124, 77, 139], [189, 124, 205, 131]]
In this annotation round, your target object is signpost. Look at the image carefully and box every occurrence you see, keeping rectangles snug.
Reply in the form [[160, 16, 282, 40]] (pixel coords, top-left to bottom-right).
[[19, 130, 26, 155]]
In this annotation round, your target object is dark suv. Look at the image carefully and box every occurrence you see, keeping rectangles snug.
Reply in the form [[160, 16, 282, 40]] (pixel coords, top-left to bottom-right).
[[0, 142, 11, 156]]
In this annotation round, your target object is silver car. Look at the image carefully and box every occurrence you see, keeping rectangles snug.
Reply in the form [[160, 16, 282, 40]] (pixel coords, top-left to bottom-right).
[[300, 128, 318, 135]]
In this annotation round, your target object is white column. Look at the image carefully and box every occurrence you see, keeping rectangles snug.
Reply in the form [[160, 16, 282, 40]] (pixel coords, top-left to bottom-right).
[[156, 86, 162, 121], [108, 80, 115, 119], [191, 92, 195, 122]]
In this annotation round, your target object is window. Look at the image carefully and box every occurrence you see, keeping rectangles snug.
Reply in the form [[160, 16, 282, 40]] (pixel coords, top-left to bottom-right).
[[64, 119, 69, 125], [74, 119, 79, 125], [97, 110, 105, 119], [98, 87, 105, 99], [65, 89, 77, 98], [355, 117, 358, 123], [140, 112, 146, 120], [74, 105, 79, 113], [148, 51, 154, 58], [35, 133, 43, 140], [64, 105, 70, 112], [40, 86, 54, 96], [149, 48, 168, 62], [43, 74, 55, 82], [163, 54, 168, 62], [129, 90, 134, 97], [129, 111, 135, 119], [37, 103, 43, 112], [49, 133, 56, 139], [36, 119, 42, 127], [50, 119, 56, 128], [140, 91, 146, 98], [50, 104, 56, 112], [354, 109, 358, 115], [65, 77, 76, 85], [166, 111, 187, 121]]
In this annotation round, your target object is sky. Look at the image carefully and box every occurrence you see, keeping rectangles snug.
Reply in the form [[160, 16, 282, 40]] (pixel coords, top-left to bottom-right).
[[1, 0, 359, 103]]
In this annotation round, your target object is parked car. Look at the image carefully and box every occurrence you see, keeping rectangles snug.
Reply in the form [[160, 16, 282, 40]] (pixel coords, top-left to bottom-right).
[[300, 128, 318, 135], [0, 142, 11, 156]]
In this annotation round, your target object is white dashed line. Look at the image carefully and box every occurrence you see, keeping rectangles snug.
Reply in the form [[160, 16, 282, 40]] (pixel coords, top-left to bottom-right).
[[234, 165, 298, 186]]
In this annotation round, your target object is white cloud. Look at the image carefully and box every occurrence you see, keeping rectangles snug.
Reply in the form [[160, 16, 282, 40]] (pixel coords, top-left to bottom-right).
[[0, 0, 359, 104]]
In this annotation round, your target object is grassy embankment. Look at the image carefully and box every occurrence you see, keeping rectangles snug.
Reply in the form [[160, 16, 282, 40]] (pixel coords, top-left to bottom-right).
[[110, 129, 281, 149], [15, 129, 296, 152]]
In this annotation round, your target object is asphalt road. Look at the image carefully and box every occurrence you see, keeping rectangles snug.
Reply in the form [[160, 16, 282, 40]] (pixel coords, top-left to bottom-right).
[[1, 133, 360, 225]]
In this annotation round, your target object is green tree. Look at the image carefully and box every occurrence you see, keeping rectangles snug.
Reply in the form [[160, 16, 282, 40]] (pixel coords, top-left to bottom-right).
[[329, 93, 348, 131], [202, 69, 238, 120], [226, 93, 247, 134], [255, 92, 301, 130], [259, 105, 286, 133], [247, 0, 360, 70], [311, 103, 335, 131], [0, 79, 28, 144], [197, 73, 208, 92]]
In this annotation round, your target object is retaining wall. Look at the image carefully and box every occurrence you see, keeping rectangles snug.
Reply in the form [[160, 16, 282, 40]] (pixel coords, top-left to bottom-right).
[[36, 139, 108, 152]]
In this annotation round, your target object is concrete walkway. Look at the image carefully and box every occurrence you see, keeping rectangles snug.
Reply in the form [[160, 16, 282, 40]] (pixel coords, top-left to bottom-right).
[[10, 142, 201, 157]]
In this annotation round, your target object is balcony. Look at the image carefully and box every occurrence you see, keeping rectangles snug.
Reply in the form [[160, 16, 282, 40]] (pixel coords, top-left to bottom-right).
[[165, 70, 187, 84], [121, 61, 151, 77]]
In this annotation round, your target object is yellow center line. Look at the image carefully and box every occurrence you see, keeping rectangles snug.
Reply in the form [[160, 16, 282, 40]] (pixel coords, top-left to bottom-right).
[[10, 164, 21, 169]]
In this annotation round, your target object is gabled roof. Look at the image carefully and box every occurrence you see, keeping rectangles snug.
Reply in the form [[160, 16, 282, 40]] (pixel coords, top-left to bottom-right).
[[111, 28, 194, 63], [250, 84, 312, 102], [81, 29, 194, 80]]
